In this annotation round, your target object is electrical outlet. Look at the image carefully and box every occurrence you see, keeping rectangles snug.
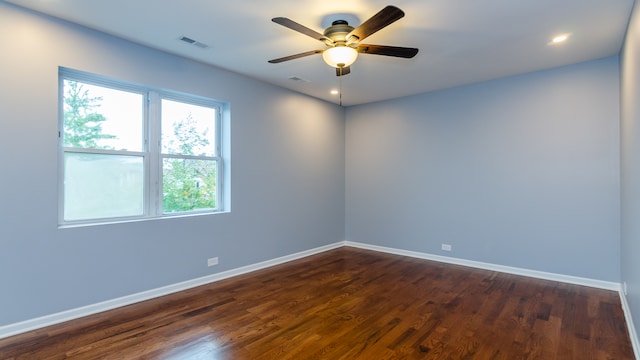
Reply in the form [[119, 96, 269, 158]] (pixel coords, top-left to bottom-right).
[[207, 257, 219, 267], [441, 244, 452, 252]]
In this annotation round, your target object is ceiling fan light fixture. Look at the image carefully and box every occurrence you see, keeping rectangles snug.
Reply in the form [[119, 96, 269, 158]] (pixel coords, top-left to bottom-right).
[[322, 46, 358, 68]]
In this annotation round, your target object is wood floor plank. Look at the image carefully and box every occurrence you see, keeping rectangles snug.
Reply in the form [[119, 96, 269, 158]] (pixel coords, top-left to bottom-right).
[[0, 247, 634, 359]]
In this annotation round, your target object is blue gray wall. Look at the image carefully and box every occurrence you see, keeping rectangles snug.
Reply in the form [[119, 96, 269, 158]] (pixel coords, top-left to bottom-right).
[[621, 0, 640, 343], [0, 3, 345, 326], [0, 0, 632, 337], [346, 57, 621, 281]]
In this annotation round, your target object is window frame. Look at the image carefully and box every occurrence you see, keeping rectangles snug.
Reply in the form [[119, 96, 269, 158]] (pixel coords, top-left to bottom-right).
[[58, 68, 225, 226]]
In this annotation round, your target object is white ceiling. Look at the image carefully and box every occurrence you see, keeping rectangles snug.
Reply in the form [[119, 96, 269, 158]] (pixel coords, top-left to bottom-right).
[[5, 0, 635, 106]]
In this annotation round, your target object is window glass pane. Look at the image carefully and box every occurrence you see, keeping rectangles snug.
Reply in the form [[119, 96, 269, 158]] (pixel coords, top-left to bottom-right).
[[163, 158, 217, 213], [63, 80, 144, 151], [161, 99, 216, 156], [64, 152, 144, 221]]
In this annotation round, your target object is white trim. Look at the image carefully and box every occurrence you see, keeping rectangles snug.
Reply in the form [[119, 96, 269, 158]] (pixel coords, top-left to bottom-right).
[[345, 241, 638, 358], [620, 290, 640, 359], [58, 68, 228, 227], [1, 240, 632, 344], [0, 242, 344, 340], [344, 241, 620, 291]]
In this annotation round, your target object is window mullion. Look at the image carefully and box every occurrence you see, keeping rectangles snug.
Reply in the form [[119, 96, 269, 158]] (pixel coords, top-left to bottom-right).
[[147, 91, 162, 217]]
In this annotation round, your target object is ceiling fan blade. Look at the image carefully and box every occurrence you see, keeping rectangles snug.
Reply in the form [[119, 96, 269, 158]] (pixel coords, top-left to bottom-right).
[[357, 44, 419, 58], [272, 17, 332, 44], [346, 6, 405, 43], [268, 50, 323, 63], [335, 66, 351, 76]]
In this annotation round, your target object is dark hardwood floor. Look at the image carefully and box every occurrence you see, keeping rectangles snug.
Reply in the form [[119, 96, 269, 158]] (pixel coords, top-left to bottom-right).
[[0, 247, 634, 359]]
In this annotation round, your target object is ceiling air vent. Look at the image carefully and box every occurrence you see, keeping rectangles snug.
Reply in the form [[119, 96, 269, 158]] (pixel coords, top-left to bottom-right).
[[179, 35, 209, 49], [288, 76, 310, 83]]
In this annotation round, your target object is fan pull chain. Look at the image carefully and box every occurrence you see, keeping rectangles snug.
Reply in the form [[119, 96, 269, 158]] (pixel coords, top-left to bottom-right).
[[339, 70, 343, 106]]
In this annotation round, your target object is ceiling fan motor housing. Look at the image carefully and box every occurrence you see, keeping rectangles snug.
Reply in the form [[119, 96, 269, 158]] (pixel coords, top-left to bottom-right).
[[323, 20, 356, 44]]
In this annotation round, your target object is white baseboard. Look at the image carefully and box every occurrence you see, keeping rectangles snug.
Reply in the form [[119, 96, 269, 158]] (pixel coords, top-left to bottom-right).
[[344, 242, 640, 359], [1, 239, 635, 353], [343, 241, 620, 291], [620, 290, 640, 359], [0, 241, 344, 340]]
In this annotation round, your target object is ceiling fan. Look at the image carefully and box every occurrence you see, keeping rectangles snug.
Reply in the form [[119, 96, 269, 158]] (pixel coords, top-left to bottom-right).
[[268, 5, 419, 76]]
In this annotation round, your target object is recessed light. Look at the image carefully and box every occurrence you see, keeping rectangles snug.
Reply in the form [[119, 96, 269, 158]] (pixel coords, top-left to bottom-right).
[[549, 33, 571, 45], [330, 89, 339, 95]]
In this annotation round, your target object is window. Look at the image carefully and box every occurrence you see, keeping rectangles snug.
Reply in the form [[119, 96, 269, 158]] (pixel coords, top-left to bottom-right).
[[59, 69, 226, 225]]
